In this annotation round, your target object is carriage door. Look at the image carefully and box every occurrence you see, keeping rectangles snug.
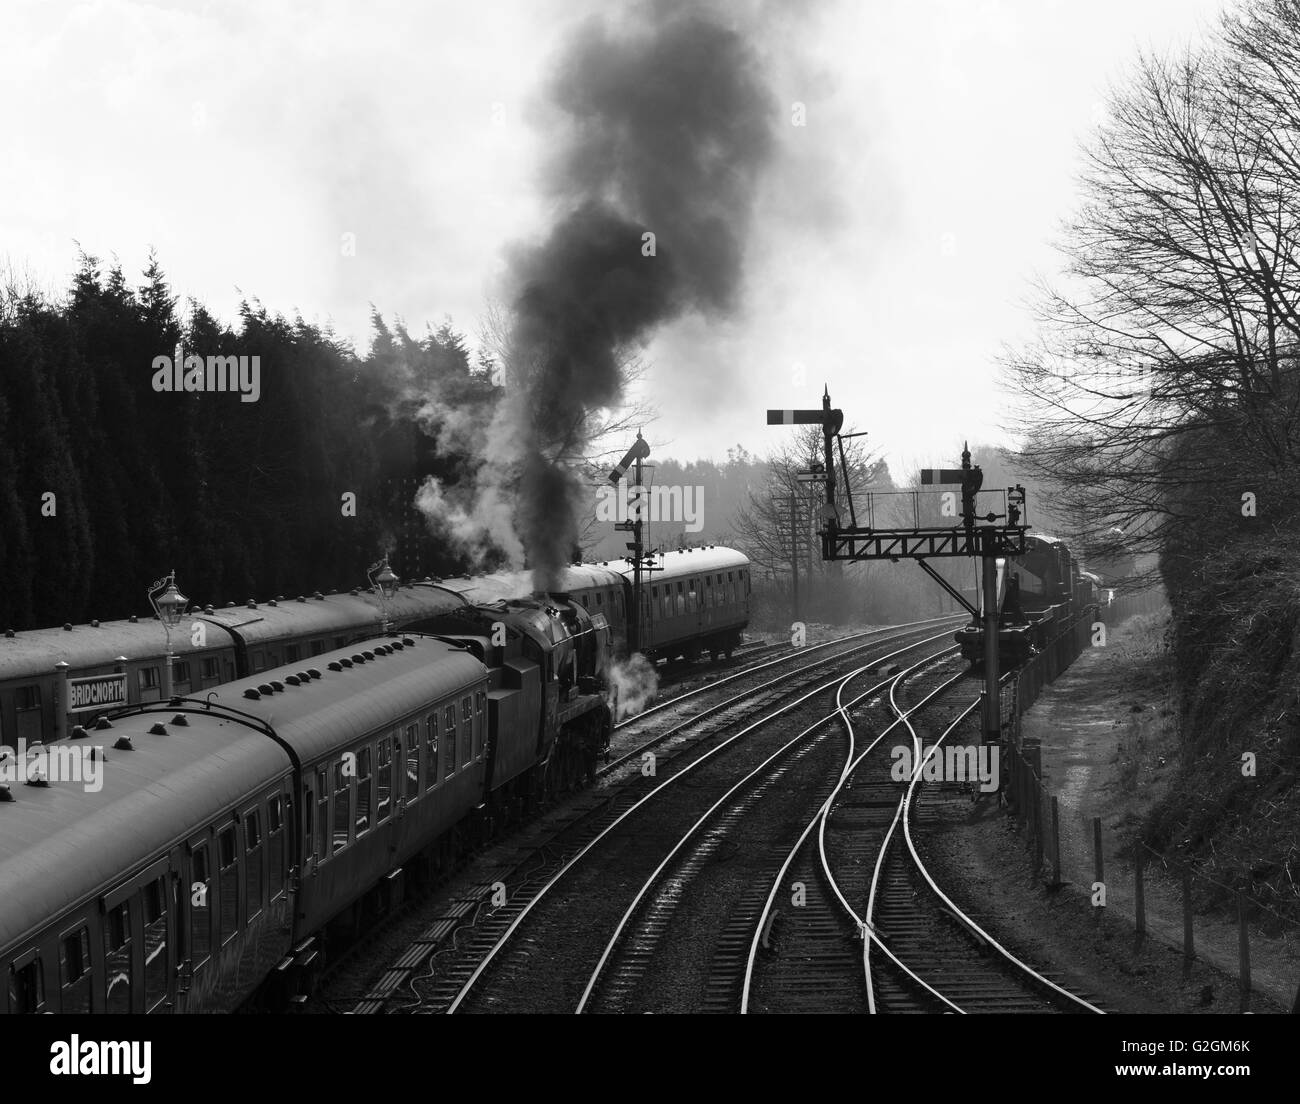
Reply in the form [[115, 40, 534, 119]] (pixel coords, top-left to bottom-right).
[[101, 858, 176, 1014]]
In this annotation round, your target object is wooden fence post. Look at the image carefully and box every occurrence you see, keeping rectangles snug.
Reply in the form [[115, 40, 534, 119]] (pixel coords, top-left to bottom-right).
[[1050, 796, 1062, 887], [1092, 816, 1104, 901], [1238, 891, 1251, 1000], [1134, 845, 1145, 937]]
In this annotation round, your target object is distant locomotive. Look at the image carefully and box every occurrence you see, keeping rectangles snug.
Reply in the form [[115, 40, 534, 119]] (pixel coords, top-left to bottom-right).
[[955, 534, 1099, 667]]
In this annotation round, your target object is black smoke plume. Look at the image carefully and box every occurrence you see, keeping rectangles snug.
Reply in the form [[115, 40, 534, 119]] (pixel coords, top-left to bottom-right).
[[422, 3, 778, 590]]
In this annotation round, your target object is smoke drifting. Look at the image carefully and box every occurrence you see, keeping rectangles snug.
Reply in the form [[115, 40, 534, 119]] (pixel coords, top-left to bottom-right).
[[607, 652, 661, 721], [418, 2, 779, 590], [509, 6, 777, 589]]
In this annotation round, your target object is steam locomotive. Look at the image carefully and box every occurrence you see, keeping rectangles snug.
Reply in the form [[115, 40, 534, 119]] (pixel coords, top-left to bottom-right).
[[0, 546, 752, 1012]]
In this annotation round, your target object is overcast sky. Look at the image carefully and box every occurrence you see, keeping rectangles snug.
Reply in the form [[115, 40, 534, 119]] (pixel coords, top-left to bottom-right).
[[1, 0, 1228, 476]]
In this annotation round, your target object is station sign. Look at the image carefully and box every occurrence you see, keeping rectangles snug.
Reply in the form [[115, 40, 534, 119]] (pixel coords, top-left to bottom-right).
[[68, 673, 128, 713]]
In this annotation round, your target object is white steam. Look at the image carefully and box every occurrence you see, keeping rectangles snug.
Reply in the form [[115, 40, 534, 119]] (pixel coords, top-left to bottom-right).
[[606, 652, 660, 721]]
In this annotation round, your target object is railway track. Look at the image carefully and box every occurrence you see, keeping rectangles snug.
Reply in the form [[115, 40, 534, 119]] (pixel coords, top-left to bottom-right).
[[576, 647, 964, 1014], [739, 653, 1105, 1015], [863, 689, 1105, 1013], [343, 618, 963, 1013]]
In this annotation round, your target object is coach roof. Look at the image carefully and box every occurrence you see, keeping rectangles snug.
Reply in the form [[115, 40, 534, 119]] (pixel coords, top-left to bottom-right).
[[195, 588, 465, 645], [196, 635, 488, 765], [0, 714, 288, 954], [605, 546, 749, 581], [0, 617, 239, 682]]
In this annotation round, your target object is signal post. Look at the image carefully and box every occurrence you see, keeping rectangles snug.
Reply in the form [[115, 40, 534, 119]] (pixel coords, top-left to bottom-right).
[[766, 390, 1028, 746], [609, 432, 654, 655]]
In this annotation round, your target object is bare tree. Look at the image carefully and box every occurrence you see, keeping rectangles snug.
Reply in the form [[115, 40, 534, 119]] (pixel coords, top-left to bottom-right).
[[729, 425, 891, 622], [1003, 3, 1300, 564]]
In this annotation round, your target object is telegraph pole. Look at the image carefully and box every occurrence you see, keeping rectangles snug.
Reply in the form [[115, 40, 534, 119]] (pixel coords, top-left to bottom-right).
[[609, 432, 652, 654], [790, 494, 800, 622], [633, 442, 644, 653]]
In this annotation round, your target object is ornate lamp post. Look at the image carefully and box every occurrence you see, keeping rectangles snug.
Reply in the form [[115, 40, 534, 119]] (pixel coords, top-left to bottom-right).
[[367, 557, 399, 634], [149, 570, 188, 700]]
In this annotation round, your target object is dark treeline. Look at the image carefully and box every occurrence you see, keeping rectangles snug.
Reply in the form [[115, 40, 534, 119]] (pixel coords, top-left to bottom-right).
[[0, 252, 495, 629]]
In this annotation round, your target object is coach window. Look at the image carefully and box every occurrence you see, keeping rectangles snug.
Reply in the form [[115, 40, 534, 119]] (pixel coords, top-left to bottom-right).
[[425, 715, 439, 790], [310, 640, 326, 657], [285, 644, 301, 664], [444, 705, 457, 774], [676, 582, 684, 615], [317, 767, 331, 861], [376, 738, 393, 823], [104, 899, 133, 1012], [14, 684, 41, 743], [251, 655, 265, 674], [245, 809, 264, 922], [268, 795, 286, 900], [334, 636, 347, 650], [138, 667, 160, 694], [460, 697, 472, 764], [475, 692, 486, 757], [218, 826, 240, 946], [143, 875, 169, 1011], [173, 661, 191, 689], [405, 725, 421, 800], [60, 926, 92, 1013], [355, 747, 372, 836], [201, 657, 221, 682], [189, 843, 211, 970], [8, 955, 44, 1014]]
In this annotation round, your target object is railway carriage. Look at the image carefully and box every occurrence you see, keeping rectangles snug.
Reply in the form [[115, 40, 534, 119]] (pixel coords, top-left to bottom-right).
[[0, 618, 242, 750], [0, 636, 492, 1013], [603, 546, 751, 663], [0, 585, 469, 752], [0, 595, 614, 1012]]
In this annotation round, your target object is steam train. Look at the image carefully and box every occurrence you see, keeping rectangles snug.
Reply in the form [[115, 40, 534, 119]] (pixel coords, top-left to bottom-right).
[[954, 533, 1105, 667], [0, 546, 752, 1012], [0, 547, 752, 752]]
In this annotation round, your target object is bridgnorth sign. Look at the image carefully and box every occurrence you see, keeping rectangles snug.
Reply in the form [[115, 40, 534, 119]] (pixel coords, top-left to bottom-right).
[[67, 674, 128, 713]]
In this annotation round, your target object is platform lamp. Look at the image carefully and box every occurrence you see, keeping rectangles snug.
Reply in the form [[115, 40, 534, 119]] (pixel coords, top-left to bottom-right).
[[149, 570, 188, 700], [368, 557, 400, 634]]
